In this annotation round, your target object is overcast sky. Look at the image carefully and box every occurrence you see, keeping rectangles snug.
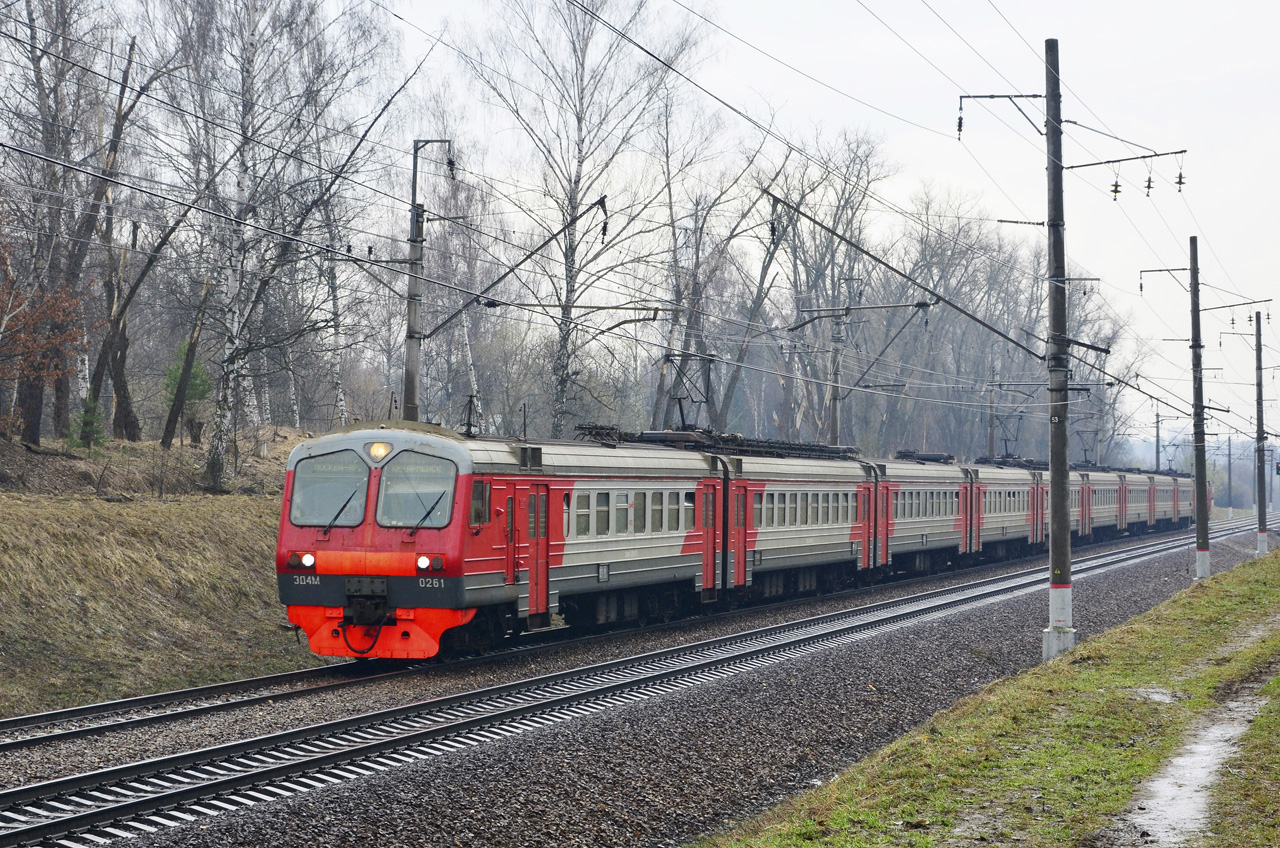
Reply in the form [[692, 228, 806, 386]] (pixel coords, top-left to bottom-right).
[[402, 0, 1278, 463]]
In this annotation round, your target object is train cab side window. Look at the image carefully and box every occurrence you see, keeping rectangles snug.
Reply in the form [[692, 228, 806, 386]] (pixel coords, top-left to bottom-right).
[[669, 491, 681, 531], [685, 491, 696, 530], [753, 492, 764, 528], [470, 481, 491, 526], [575, 492, 591, 537], [563, 493, 571, 537], [765, 493, 775, 527], [596, 492, 610, 536], [635, 492, 647, 533]]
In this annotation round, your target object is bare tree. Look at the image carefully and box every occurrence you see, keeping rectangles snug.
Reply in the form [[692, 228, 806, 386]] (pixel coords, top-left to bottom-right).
[[462, 0, 698, 437]]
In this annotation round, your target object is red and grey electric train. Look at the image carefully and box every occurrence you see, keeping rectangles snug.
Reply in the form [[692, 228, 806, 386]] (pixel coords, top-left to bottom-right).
[[276, 422, 1198, 659]]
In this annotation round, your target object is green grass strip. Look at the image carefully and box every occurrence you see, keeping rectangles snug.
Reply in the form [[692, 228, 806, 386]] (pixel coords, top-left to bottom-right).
[[698, 552, 1280, 848]]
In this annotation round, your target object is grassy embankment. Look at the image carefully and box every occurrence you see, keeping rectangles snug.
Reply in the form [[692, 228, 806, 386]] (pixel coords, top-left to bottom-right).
[[699, 550, 1280, 848], [0, 493, 323, 717]]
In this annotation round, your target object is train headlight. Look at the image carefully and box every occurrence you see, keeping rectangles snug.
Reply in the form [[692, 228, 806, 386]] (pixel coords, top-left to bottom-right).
[[288, 551, 317, 569], [416, 555, 445, 571], [366, 442, 393, 462]]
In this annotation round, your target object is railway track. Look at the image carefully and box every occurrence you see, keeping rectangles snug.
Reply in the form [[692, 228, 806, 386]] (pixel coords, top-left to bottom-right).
[[1, 518, 1266, 848], [0, 517, 1235, 755]]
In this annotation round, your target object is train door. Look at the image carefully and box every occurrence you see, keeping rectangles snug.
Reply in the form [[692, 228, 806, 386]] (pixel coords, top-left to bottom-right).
[[733, 484, 749, 587], [525, 484, 550, 625], [701, 481, 719, 592], [504, 493, 517, 584], [971, 482, 984, 553], [1030, 473, 1043, 544], [1085, 481, 1095, 535], [879, 483, 892, 565], [858, 484, 874, 569], [1148, 478, 1157, 526]]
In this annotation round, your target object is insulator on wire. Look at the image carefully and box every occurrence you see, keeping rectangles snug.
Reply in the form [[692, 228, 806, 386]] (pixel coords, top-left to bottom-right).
[[1176, 171, 1185, 192], [957, 114, 963, 139], [1111, 178, 1122, 200], [1139, 281, 1144, 294], [1145, 176, 1153, 197], [447, 157, 456, 180]]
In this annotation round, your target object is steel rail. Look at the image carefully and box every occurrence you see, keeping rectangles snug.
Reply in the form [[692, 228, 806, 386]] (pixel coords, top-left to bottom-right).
[[0, 664, 359, 735], [0, 518, 1266, 848]]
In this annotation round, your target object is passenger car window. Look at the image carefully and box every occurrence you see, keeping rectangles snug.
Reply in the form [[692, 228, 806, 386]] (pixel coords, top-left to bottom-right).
[[576, 492, 591, 537]]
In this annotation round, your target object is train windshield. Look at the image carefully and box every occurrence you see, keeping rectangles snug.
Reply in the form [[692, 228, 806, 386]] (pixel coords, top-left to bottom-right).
[[376, 451, 457, 530], [290, 450, 369, 528]]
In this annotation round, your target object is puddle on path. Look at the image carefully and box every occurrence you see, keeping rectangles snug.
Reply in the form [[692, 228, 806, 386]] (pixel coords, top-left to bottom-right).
[[1124, 693, 1268, 845]]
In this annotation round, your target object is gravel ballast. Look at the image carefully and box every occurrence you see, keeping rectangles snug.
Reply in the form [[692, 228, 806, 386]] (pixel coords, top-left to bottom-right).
[[116, 532, 1271, 848], [0, 532, 1152, 788]]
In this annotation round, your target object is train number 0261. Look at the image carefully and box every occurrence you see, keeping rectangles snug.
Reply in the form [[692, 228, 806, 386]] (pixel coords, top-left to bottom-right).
[[418, 577, 445, 588]]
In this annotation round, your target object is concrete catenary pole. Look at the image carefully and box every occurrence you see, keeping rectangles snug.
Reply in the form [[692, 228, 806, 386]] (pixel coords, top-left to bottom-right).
[[1155, 409, 1161, 471], [828, 321, 842, 446], [1228, 435, 1233, 519], [1256, 311, 1269, 554], [403, 147, 426, 423], [1043, 38, 1076, 660], [1190, 236, 1211, 578]]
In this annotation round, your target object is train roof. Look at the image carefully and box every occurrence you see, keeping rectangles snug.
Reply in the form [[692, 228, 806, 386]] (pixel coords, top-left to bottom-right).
[[289, 423, 1200, 487]]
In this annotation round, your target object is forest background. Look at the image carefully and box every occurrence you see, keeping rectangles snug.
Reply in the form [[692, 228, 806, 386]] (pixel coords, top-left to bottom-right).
[[1, 0, 1198, 499]]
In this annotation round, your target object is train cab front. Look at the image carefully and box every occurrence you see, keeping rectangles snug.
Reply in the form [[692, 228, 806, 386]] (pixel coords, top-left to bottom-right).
[[275, 426, 476, 659]]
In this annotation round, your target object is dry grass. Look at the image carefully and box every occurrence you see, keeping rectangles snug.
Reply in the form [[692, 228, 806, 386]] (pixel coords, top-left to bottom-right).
[[0, 426, 308, 497], [0, 492, 324, 716]]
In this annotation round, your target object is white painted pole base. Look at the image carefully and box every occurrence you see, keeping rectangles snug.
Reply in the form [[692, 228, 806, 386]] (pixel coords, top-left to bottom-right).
[[1228, 507, 1234, 519], [1195, 548, 1211, 580], [1043, 627, 1077, 661], [1260, 532, 1270, 556], [1043, 585, 1075, 660]]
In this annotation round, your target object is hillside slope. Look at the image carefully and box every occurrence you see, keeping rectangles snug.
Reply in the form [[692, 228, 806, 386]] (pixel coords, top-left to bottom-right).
[[0, 493, 323, 717]]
